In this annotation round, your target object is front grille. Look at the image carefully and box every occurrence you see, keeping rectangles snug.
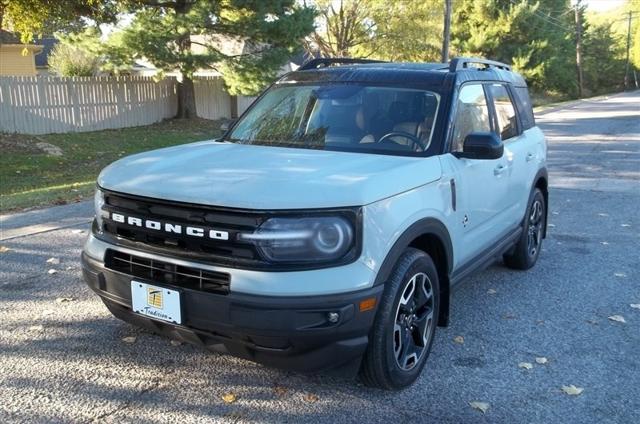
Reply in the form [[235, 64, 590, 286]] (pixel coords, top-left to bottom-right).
[[101, 191, 264, 267], [105, 250, 230, 295]]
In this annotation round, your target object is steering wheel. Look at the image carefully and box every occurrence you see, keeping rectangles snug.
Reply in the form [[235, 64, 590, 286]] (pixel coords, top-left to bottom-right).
[[378, 132, 427, 151]]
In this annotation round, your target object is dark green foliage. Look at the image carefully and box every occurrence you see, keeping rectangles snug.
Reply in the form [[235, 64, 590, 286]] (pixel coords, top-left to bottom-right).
[[582, 22, 627, 95], [453, 0, 578, 97], [113, 1, 315, 95]]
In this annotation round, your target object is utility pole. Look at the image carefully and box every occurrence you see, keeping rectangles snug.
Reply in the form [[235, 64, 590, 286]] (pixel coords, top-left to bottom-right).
[[442, 0, 452, 63], [624, 11, 632, 90], [575, 0, 584, 97]]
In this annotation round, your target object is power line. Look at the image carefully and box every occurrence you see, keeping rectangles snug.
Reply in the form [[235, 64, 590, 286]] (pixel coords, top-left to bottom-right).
[[507, 0, 573, 32]]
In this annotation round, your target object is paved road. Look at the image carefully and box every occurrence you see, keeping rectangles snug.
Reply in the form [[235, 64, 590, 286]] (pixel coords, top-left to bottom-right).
[[1, 92, 639, 423]]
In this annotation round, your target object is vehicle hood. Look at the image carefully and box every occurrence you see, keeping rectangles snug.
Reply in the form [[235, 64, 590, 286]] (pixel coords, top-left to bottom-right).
[[98, 141, 442, 209]]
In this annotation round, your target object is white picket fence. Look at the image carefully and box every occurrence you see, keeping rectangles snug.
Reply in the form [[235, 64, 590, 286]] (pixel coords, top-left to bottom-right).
[[0, 75, 256, 135], [194, 76, 231, 121], [0, 76, 178, 134]]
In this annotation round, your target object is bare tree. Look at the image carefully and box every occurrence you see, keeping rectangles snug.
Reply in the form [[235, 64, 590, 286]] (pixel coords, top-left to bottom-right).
[[305, 0, 372, 57]]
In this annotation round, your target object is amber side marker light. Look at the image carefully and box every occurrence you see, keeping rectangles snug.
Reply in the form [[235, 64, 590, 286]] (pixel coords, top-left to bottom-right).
[[359, 297, 376, 312]]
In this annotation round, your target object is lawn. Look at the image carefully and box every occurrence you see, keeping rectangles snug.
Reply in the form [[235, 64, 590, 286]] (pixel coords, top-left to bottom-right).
[[0, 118, 224, 213]]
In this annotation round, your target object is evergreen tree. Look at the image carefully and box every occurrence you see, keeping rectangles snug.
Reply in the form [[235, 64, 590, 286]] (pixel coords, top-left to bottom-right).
[[582, 21, 626, 94], [109, 1, 315, 118], [452, 0, 577, 97]]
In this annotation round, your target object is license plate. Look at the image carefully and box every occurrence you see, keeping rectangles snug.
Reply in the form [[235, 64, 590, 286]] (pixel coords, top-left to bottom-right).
[[131, 281, 182, 324]]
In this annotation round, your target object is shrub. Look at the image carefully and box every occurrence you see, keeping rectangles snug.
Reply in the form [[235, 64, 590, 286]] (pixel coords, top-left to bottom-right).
[[48, 43, 99, 77]]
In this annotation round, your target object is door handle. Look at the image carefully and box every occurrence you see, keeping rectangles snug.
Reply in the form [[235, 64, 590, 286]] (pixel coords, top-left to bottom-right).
[[526, 152, 535, 162], [493, 164, 507, 176]]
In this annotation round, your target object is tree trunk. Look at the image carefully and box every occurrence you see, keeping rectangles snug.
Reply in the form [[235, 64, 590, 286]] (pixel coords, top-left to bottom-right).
[[176, 75, 197, 119]]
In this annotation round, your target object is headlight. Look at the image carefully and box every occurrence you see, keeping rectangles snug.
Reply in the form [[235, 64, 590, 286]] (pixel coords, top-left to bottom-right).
[[240, 216, 356, 263], [94, 188, 106, 231]]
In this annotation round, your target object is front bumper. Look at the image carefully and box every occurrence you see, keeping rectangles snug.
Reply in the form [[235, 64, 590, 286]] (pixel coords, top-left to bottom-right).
[[81, 252, 382, 374]]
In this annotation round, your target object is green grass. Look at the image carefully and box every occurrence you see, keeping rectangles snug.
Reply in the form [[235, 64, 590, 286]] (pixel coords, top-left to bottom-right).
[[0, 118, 224, 213]]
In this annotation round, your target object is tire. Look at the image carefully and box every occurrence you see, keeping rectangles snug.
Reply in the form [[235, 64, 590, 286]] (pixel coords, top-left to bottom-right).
[[359, 248, 440, 390], [504, 187, 546, 270]]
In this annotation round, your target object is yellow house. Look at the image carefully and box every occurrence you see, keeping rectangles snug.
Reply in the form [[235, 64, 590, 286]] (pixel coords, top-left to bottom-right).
[[0, 30, 43, 76]]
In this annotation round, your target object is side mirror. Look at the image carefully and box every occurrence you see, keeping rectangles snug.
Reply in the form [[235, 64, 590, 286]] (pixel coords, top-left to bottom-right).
[[220, 119, 236, 132], [456, 132, 504, 160]]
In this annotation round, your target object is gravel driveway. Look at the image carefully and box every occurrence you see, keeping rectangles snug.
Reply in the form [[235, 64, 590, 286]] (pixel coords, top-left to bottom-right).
[[1, 91, 639, 423]]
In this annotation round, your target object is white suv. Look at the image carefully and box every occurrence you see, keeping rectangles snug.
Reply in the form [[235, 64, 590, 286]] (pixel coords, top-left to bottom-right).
[[82, 57, 548, 389]]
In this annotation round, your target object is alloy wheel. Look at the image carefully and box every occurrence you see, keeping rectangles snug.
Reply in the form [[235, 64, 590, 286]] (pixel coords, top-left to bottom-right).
[[393, 272, 435, 371], [527, 199, 544, 257]]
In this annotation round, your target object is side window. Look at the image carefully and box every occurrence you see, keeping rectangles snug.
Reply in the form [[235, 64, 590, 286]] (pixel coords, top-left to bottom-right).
[[451, 84, 491, 152], [512, 86, 535, 130], [488, 84, 519, 140]]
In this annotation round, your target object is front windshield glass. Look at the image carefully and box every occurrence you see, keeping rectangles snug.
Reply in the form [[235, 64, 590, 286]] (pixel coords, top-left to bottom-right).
[[227, 84, 441, 155]]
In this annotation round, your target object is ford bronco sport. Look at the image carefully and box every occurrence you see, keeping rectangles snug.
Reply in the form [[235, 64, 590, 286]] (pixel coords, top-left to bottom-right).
[[82, 57, 548, 390]]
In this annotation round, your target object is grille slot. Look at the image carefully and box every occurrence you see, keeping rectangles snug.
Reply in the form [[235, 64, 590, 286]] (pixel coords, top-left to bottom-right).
[[105, 250, 230, 295]]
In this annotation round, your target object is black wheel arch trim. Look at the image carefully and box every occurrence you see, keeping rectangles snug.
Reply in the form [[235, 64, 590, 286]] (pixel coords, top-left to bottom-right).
[[532, 167, 549, 238], [373, 218, 453, 287]]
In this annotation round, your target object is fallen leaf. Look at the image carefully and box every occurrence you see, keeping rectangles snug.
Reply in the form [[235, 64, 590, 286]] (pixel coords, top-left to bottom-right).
[[273, 386, 288, 397], [608, 315, 626, 323], [535, 357, 548, 365], [47, 269, 58, 275], [121, 336, 137, 344], [0, 246, 10, 253], [303, 393, 319, 403], [56, 297, 74, 303], [29, 325, 44, 332], [630, 304, 640, 310], [222, 392, 237, 403], [170, 340, 182, 346], [469, 401, 490, 414], [614, 272, 627, 278], [518, 362, 533, 370], [453, 335, 465, 344], [46, 258, 60, 265], [487, 288, 497, 294], [561, 385, 584, 396]]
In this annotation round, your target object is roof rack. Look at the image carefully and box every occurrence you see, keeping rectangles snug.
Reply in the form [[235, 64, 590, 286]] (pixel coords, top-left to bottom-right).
[[298, 57, 387, 71], [449, 57, 512, 72]]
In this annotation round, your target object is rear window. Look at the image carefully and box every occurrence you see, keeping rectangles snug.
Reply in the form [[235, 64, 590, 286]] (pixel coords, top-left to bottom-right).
[[512, 87, 535, 130]]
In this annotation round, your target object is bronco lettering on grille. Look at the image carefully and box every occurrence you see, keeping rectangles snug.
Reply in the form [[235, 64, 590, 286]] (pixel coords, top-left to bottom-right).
[[110, 212, 229, 241]]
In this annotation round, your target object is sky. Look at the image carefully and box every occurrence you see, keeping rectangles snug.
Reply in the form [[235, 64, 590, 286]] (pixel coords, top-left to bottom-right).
[[582, 0, 627, 12]]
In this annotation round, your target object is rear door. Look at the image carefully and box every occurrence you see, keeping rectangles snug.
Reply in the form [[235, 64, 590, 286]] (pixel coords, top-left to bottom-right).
[[444, 83, 512, 266], [486, 83, 537, 226]]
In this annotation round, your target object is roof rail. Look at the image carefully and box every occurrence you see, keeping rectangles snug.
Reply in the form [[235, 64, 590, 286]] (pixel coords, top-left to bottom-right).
[[449, 57, 512, 72], [298, 57, 387, 71]]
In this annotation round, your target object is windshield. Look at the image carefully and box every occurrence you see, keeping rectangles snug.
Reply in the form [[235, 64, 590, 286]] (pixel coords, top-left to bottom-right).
[[227, 84, 441, 155]]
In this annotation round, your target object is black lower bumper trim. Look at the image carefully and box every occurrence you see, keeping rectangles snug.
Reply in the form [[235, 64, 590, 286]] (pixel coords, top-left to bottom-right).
[[81, 252, 381, 374]]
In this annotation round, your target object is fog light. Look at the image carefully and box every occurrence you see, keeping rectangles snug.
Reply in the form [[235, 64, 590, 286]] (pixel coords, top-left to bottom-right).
[[327, 312, 339, 323]]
